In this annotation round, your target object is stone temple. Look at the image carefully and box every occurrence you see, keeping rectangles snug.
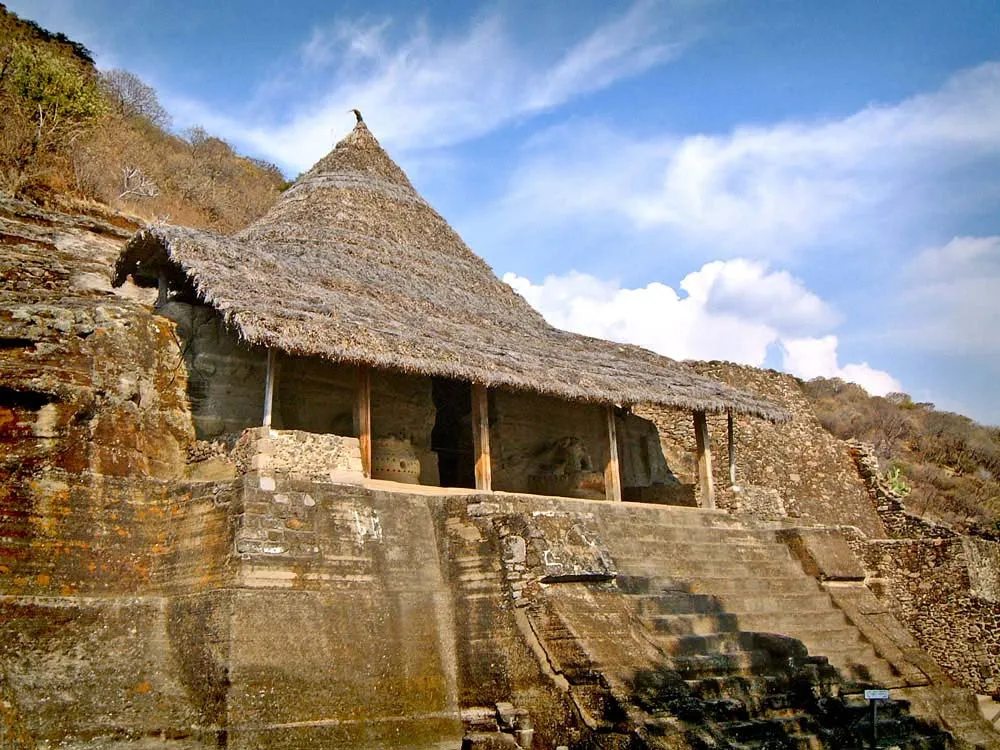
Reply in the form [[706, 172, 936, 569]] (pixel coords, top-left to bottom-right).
[[1, 120, 999, 749], [113, 119, 787, 508]]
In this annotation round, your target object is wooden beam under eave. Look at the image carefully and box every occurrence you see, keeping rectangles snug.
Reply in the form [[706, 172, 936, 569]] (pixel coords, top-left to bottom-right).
[[156, 269, 169, 308], [605, 406, 623, 502], [727, 409, 737, 487], [355, 366, 372, 479], [693, 410, 715, 509], [262, 349, 276, 428], [471, 383, 492, 491]]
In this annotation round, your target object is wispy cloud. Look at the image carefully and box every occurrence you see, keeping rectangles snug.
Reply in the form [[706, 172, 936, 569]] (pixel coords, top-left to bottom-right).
[[164, 1, 690, 171], [899, 235, 1000, 355], [487, 63, 1000, 260], [504, 260, 901, 396]]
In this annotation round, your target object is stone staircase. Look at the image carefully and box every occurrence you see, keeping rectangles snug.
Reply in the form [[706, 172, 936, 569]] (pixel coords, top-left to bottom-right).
[[618, 575, 946, 748], [454, 495, 997, 748], [594, 504, 909, 691]]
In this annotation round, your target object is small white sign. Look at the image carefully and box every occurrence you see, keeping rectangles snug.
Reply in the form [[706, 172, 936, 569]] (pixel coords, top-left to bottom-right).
[[864, 689, 890, 701]]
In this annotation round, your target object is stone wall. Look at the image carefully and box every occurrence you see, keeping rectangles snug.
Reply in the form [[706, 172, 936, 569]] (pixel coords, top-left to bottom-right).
[[847, 439, 957, 540], [232, 426, 364, 485], [372, 369, 439, 485], [277, 352, 356, 435], [858, 537, 1000, 695], [636, 361, 885, 537], [964, 537, 1000, 604], [845, 439, 1000, 695], [161, 299, 270, 439], [491, 389, 608, 497], [491, 389, 672, 499]]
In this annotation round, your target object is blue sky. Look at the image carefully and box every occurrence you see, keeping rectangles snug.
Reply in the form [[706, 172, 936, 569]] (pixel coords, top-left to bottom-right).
[[11, 0, 1000, 424]]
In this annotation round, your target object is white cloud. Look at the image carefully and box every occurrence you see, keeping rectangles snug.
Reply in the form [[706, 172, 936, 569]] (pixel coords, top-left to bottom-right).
[[505, 267, 777, 364], [503, 260, 899, 394], [491, 63, 1000, 259], [780, 336, 902, 396], [900, 235, 1000, 354], [163, 1, 688, 171]]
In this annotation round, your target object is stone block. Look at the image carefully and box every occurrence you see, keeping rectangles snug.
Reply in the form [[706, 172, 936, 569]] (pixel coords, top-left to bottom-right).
[[779, 527, 866, 581]]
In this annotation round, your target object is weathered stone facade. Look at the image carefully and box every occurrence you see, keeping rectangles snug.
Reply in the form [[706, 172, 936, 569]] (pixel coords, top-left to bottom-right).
[[637, 362, 886, 537]]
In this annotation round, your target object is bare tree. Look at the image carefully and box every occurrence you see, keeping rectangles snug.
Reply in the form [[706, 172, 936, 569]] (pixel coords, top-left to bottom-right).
[[98, 68, 171, 128], [118, 165, 159, 199]]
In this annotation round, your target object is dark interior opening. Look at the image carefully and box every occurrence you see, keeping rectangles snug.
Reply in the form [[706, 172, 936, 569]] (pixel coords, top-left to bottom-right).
[[431, 377, 475, 488], [0, 386, 57, 411], [0, 338, 35, 351]]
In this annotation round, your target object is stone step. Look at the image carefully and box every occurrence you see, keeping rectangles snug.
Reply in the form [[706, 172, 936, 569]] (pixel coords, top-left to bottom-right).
[[631, 539, 796, 563], [618, 574, 824, 598], [641, 612, 741, 636], [628, 591, 728, 616], [597, 511, 780, 535], [654, 631, 783, 658], [671, 650, 795, 680], [642, 608, 851, 639], [733, 610, 851, 634], [686, 576, 825, 597], [720, 715, 815, 745], [614, 555, 804, 580], [820, 645, 900, 687], [705, 591, 835, 615], [688, 675, 787, 705], [784, 627, 869, 655], [604, 524, 781, 545]]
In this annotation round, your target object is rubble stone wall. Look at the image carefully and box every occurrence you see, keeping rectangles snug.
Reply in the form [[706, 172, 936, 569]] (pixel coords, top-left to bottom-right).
[[845, 439, 1000, 695], [232, 426, 363, 484], [637, 361, 885, 537], [858, 537, 1000, 695]]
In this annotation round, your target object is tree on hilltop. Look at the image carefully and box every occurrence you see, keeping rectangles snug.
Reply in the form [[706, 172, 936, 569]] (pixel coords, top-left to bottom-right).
[[98, 68, 171, 129]]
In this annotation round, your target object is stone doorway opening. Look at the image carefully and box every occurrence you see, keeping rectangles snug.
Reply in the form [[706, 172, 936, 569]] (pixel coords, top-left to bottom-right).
[[431, 377, 476, 488]]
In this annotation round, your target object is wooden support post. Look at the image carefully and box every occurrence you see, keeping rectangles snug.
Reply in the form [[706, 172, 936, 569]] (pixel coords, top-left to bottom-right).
[[605, 406, 623, 502], [693, 410, 715, 509], [727, 409, 737, 487], [262, 349, 276, 428], [355, 367, 372, 479], [471, 383, 492, 491], [156, 270, 169, 308]]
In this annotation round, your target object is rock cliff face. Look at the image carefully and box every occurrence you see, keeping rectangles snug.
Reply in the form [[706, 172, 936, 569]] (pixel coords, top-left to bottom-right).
[[1, 198, 998, 749]]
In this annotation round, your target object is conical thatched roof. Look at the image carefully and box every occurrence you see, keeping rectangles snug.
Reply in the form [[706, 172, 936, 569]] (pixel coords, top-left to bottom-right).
[[114, 122, 786, 421]]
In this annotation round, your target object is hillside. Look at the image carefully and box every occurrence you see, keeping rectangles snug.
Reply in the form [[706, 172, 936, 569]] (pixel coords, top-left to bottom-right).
[[803, 377, 1000, 536], [0, 4, 284, 232]]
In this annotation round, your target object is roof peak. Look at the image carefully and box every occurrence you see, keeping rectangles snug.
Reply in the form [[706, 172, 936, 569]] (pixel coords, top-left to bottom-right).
[[236, 118, 419, 238], [297, 119, 414, 190]]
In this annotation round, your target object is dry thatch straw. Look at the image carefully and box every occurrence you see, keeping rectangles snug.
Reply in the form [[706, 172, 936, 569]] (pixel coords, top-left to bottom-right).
[[115, 122, 787, 422]]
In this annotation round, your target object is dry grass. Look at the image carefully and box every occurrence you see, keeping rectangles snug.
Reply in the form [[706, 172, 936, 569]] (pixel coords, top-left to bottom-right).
[[804, 377, 1000, 533]]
